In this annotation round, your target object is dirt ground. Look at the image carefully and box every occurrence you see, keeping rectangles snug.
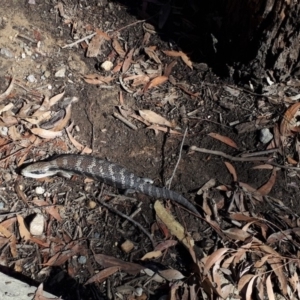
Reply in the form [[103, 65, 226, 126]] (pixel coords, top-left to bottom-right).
[[0, 1, 300, 300]]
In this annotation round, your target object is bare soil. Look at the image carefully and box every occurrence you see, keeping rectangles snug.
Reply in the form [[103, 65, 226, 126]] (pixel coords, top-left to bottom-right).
[[0, 1, 299, 300]]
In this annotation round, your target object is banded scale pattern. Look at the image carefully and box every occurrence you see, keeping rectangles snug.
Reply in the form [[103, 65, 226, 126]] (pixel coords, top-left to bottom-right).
[[21, 154, 199, 215]]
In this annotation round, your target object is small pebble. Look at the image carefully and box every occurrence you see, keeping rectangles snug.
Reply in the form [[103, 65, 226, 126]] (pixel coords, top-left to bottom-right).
[[43, 70, 51, 78], [0, 48, 13, 58], [55, 67, 66, 77], [78, 256, 87, 264], [29, 214, 44, 236], [3, 173, 11, 182], [259, 128, 273, 144], [101, 60, 113, 71], [35, 186, 45, 195], [27, 74, 37, 83]]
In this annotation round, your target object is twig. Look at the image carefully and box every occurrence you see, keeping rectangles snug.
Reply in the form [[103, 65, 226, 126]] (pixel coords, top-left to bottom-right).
[[62, 32, 96, 48], [167, 127, 188, 189], [97, 197, 155, 248], [113, 112, 137, 130], [241, 149, 278, 157], [114, 19, 145, 33], [190, 145, 300, 171], [121, 203, 142, 228]]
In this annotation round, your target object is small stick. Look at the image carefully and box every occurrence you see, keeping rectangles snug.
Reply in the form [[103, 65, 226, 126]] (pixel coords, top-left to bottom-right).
[[167, 127, 188, 189], [97, 197, 155, 248], [113, 112, 137, 130], [190, 145, 300, 171], [62, 32, 96, 48], [121, 203, 142, 228], [241, 149, 278, 157]]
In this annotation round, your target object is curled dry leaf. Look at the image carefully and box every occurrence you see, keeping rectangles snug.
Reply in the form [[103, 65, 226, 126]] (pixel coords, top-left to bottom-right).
[[141, 250, 162, 260], [146, 75, 168, 90], [257, 168, 277, 196], [52, 104, 71, 131], [49, 91, 65, 107], [224, 161, 238, 182], [203, 248, 230, 276], [154, 201, 196, 262], [144, 46, 162, 64], [17, 215, 31, 241], [87, 29, 110, 57], [85, 266, 120, 285], [208, 132, 238, 149], [66, 124, 92, 153], [83, 74, 114, 85], [112, 38, 126, 58], [280, 102, 300, 136], [158, 269, 185, 281], [162, 50, 192, 69], [139, 109, 175, 127], [31, 128, 63, 139], [122, 48, 134, 73], [154, 240, 178, 251]]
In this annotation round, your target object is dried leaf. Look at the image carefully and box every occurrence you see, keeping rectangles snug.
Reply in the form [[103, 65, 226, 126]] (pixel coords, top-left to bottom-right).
[[266, 274, 275, 300], [146, 75, 168, 90], [208, 132, 238, 149], [94, 253, 144, 275], [147, 124, 182, 135], [139, 110, 174, 127], [162, 50, 192, 69], [203, 248, 230, 276], [112, 39, 126, 58], [223, 228, 251, 241], [224, 161, 238, 182], [122, 48, 134, 73], [154, 240, 177, 251], [52, 104, 71, 131], [257, 168, 277, 195], [154, 201, 196, 262], [17, 215, 31, 241], [85, 266, 119, 285], [66, 125, 92, 153], [31, 128, 63, 139], [141, 250, 162, 260], [87, 29, 110, 57], [144, 46, 161, 64], [49, 91, 65, 107], [280, 102, 300, 136], [83, 74, 114, 85], [158, 269, 185, 281]]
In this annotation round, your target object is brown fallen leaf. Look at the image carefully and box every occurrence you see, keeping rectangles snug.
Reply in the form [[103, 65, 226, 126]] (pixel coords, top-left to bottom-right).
[[139, 109, 175, 127], [224, 161, 238, 182], [122, 48, 134, 73], [208, 132, 238, 149], [85, 266, 120, 285], [31, 199, 62, 222], [49, 91, 65, 107], [154, 240, 177, 251], [52, 104, 71, 131], [112, 38, 126, 58], [87, 29, 110, 57], [66, 124, 92, 153], [280, 102, 300, 136], [17, 215, 31, 241], [145, 75, 168, 90], [162, 50, 192, 69], [93, 253, 144, 275], [257, 168, 277, 195], [154, 201, 196, 262], [31, 128, 63, 139], [83, 74, 114, 85], [141, 250, 162, 260], [147, 124, 182, 135], [203, 248, 231, 276], [144, 46, 162, 64]]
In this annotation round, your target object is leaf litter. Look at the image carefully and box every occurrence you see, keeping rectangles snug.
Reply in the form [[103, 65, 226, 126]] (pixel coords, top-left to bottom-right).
[[0, 1, 300, 300]]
